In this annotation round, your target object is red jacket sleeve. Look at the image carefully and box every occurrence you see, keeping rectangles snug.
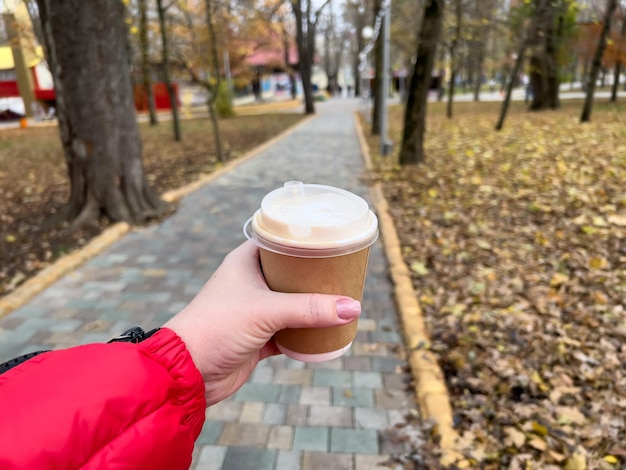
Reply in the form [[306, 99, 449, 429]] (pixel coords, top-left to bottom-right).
[[0, 328, 206, 470]]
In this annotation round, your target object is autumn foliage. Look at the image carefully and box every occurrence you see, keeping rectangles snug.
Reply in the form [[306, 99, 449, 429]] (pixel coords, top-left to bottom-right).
[[366, 100, 626, 468]]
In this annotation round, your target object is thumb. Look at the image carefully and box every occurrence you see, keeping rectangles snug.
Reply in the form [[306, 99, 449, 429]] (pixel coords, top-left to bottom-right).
[[263, 292, 362, 331]]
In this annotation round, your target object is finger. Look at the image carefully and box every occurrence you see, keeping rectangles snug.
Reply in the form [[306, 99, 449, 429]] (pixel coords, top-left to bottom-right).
[[261, 292, 361, 331]]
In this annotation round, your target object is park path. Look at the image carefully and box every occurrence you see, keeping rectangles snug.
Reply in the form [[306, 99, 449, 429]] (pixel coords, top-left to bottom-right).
[[0, 98, 417, 469]]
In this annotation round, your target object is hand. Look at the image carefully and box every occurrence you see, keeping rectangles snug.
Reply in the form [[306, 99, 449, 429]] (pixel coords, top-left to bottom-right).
[[164, 240, 362, 406]]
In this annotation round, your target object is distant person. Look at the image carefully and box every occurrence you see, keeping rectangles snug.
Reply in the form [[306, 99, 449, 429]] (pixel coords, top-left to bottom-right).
[[0, 241, 362, 469], [523, 75, 532, 103]]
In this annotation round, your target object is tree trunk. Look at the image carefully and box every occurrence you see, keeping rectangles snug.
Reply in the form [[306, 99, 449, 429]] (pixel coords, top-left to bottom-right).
[[473, 43, 485, 102], [139, 0, 158, 126], [157, 0, 181, 141], [581, 0, 618, 122], [529, 0, 563, 110], [496, 48, 525, 130], [204, 0, 224, 162], [292, 0, 315, 114], [282, 23, 298, 99], [446, 0, 462, 119], [398, 0, 444, 165], [610, 14, 626, 102], [35, 0, 169, 225]]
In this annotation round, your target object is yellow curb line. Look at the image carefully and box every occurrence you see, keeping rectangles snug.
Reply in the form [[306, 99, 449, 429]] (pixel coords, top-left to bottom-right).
[[235, 99, 302, 116], [0, 114, 315, 321], [353, 112, 461, 466]]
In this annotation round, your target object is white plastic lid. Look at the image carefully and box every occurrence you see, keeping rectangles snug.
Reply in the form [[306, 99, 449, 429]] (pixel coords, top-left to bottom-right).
[[246, 181, 378, 257]]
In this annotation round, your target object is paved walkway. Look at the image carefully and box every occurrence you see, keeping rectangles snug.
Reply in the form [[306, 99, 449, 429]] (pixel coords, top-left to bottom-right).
[[0, 99, 416, 469]]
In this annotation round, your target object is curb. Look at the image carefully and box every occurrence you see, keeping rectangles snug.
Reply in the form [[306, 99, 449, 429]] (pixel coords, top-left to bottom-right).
[[0, 114, 315, 320], [235, 99, 302, 116], [353, 112, 461, 465]]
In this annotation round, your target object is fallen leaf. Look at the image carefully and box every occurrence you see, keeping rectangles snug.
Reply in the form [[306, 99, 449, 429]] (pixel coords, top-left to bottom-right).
[[504, 426, 526, 448]]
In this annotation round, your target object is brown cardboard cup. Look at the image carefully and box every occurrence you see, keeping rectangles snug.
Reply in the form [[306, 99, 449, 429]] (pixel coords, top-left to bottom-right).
[[259, 246, 371, 360]]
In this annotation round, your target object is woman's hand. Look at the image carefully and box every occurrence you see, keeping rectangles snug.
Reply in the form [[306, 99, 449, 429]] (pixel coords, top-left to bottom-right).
[[164, 240, 361, 406]]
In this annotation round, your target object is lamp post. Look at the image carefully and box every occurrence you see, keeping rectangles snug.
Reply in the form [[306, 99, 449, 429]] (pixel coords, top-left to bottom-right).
[[380, 0, 391, 156]]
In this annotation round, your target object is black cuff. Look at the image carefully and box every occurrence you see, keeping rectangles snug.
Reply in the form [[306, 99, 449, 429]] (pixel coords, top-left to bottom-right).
[[107, 326, 161, 344]]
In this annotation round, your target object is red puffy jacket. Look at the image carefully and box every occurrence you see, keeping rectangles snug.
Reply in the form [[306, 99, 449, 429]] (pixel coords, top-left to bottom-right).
[[0, 328, 206, 469]]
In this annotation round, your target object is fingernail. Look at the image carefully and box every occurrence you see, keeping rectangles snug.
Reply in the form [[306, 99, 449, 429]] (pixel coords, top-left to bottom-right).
[[336, 299, 361, 320]]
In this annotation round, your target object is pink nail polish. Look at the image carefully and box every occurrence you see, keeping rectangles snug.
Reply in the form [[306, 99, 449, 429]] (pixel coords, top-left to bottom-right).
[[336, 299, 361, 320]]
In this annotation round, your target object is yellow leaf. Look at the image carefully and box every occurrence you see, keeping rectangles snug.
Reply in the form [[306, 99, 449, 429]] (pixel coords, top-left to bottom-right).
[[603, 455, 618, 464], [5, 234, 16, 243], [428, 188, 439, 198], [410, 261, 429, 275], [466, 149, 475, 157], [592, 216, 607, 227], [476, 239, 491, 250], [550, 273, 569, 287], [588, 257, 606, 269], [531, 421, 549, 436]]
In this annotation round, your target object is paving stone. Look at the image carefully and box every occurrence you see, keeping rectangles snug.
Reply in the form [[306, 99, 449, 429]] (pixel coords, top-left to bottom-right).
[[299, 386, 331, 406], [278, 385, 301, 405], [250, 365, 274, 384], [369, 331, 401, 343], [273, 368, 312, 385], [218, 422, 271, 448], [370, 357, 403, 373], [352, 342, 390, 357], [331, 428, 379, 454], [374, 389, 412, 409], [239, 402, 265, 423], [387, 410, 409, 427], [276, 450, 302, 470], [308, 405, 353, 427], [262, 403, 287, 425], [332, 388, 374, 408], [312, 369, 352, 388], [354, 454, 394, 470], [234, 383, 281, 403], [222, 447, 276, 470], [286, 358, 306, 369], [382, 372, 409, 390], [302, 451, 352, 470], [292, 426, 329, 452], [306, 357, 343, 370], [354, 408, 388, 430], [193, 445, 227, 470], [352, 371, 383, 389], [267, 425, 293, 449], [343, 356, 372, 372], [285, 404, 309, 426], [196, 420, 224, 445], [206, 401, 242, 421]]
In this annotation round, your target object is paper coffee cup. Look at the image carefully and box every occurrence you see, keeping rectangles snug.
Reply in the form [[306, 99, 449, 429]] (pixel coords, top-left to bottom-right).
[[244, 181, 378, 362]]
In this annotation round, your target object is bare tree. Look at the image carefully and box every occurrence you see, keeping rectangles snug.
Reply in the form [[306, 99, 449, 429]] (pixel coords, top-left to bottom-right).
[[139, 0, 158, 126], [156, 0, 182, 141], [446, 0, 462, 118], [582, 0, 619, 122], [398, 0, 444, 165], [291, 0, 331, 114], [35, 0, 169, 225], [610, 7, 626, 102]]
